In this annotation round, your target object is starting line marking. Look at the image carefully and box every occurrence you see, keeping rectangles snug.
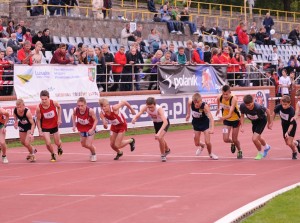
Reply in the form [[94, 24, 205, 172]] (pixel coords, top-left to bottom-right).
[[19, 193, 180, 198], [20, 193, 96, 197], [190, 173, 257, 176]]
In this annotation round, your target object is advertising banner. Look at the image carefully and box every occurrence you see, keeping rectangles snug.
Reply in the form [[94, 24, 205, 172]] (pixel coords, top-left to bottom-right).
[[158, 65, 227, 95], [14, 65, 99, 102]]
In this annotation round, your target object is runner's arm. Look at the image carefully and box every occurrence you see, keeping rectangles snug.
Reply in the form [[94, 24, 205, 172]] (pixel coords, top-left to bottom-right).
[[204, 104, 214, 132], [89, 108, 98, 131], [156, 107, 168, 136], [0, 108, 9, 126], [132, 105, 147, 124], [35, 106, 42, 132], [26, 109, 36, 135], [186, 99, 192, 121], [53, 100, 62, 124], [71, 108, 77, 131], [113, 100, 136, 115], [215, 96, 221, 116]]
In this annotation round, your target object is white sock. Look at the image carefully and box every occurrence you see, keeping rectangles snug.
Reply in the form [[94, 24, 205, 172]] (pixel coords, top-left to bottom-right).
[[264, 144, 270, 149]]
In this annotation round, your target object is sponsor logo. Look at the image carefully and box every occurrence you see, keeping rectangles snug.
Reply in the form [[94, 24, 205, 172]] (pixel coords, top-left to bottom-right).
[[255, 91, 265, 105], [162, 74, 199, 89], [16, 74, 32, 84]]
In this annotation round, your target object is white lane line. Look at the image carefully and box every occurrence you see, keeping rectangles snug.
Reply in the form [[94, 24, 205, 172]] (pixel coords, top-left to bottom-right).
[[190, 173, 257, 176], [215, 182, 300, 223], [101, 194, 181, 198], [20, 193, 96, 197]]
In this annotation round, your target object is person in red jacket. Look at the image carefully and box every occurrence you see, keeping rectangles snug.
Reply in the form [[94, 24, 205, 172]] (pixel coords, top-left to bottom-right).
[[238, 24, 249, 54], [17, 41, 33, 65], [0, 51, 11, 92], [50, 43, 73, 64], [36, 90, 63, 162], [111, 46, 126, 91], [192, 42, 205, 64], [210, 48, 221, 64]]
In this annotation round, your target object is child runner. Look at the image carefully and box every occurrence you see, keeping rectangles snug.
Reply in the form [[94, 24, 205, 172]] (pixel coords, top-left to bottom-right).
[[240, 95, 272, 160], [99, 98, 136, 160], [0, 106, 9, 163], [131, 97, 171, 162], [13, 99, 36, 162], [186, 93, 218, 160], [270, 95, 299, 159], [36, 90, 63, 162], [216, 85, 243, 159], [72, 97, 98, 162]]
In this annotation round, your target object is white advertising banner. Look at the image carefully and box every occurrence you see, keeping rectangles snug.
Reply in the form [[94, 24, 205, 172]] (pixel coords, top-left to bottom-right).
[[14, 65, 99, 102]]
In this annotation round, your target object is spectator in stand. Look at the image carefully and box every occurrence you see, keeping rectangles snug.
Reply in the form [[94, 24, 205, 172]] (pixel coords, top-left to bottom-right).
[[184, 40, 194, 63], [78, 50, 88, 64], [147, 0, 159, 19], [120, 23, 134, 47], [235, 22, 244, 36], [248, 36, 261, 56], [204, 45, 211, 63], [149, 50, 163, 90], [87, 47, 95, 64], [171, 6, 185, 35], [148, 28, 161, 54], [31, 0, 44, 16], [103, 0, 112, 19], [208, 23, 220, 36], [17, 41, 34, 65], [7, 33, 22, 56], [192, 42, 205, 64], [161, 51, 176, 64], [6, 20, 15, 37], [23, 29, 33, 49], [285, 59, 299, 75], [48, 0, 61, 16], [269, 46, 279, 70], [168, 43, 177, 62], [3, 47, 20, 95], [238, 24, 249, 54], [279, 69, 291, 96], [15, 26, 24, 44], [66, 44, 78, 64], [249, 21, 258, 37], [180, 7, 198, 35], [0, 19, 4, 38], [0, 50, 11, 95], [94, 46, 106, 91], [159, 43, 168, 55], [176, 46, 187, 65], [102, 44, 114, 77], [32, 31, 43, 47], [263, 12, 274, 35], [219, 46, 232, 83], [92, 0, 104, 19], [227, 32, 237, 50], [160, 4, 177, 34], [15, 20, 26, 36], [50, 43, 73, 64], [211, 48, 221, 64], [41, 28, 55, 52], [121, 47, 139, 91], [111, 46, 126, 92], [288, 27, 300, 46], [230, 52, 245, 86], [31, 41, 46, 64], [200, 22, 207, 34]]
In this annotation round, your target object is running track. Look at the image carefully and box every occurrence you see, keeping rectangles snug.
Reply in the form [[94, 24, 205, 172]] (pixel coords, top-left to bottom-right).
[[1, 120, 300, 223]]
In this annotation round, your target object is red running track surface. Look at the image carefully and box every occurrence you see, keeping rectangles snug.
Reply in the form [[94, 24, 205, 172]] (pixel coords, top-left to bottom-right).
[[1, 120, 300, 223]]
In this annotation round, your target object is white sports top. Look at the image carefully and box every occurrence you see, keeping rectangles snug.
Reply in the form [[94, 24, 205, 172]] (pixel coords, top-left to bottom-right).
[[146, 104, 167, 123]]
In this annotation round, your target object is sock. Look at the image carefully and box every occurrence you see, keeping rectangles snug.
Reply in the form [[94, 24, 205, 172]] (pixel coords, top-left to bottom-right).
[[196, 146, 203, 151], [264, 144, 270, 149], [2, 155, 6, 157]]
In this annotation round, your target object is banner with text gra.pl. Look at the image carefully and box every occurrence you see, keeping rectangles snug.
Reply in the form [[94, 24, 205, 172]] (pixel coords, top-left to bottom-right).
[[14, 65, 99, 102]]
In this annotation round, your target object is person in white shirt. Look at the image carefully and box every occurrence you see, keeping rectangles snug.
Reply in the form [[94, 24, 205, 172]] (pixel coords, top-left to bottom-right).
[[279, 69, 291, 96]]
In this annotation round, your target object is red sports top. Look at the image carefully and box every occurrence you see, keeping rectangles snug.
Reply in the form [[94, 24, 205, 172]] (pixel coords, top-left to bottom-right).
[[101, 106, 126, 126], [75, 107, 94, 132], [39, 100, 58, 129]]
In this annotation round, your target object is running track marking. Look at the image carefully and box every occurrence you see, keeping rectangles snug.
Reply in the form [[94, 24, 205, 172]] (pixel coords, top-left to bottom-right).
[[20, 193, 181, 198], [190, 173, 257, 176], [20, 193, 96, 197], [215, 182, 300, 223]]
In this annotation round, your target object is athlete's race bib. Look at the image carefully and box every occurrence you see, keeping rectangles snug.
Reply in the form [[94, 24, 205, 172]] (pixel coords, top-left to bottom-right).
[[279, 111, 289, 121], [77, 118, 89, 125], [220, 103, 230, 110], [192, 111, 202, 118], [43, 111, 55, 119], [246, 114, 258, 120], [108, 118, 120, 125], [20, 119, 28, 125]]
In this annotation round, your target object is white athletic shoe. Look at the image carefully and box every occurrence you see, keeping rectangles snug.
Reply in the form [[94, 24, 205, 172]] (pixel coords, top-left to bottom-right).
[[90, 155, 97, 162], [196, 146, 205, 156], [2, 156, 8, 164], [209, 153, 218, 160], [161, 155, 167, 162]]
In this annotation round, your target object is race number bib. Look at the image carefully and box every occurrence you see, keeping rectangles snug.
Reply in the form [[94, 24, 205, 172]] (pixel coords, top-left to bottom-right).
[[192, 111, 202, 118], [109, 118, 120, 125], [43, 111, 55, 119], [279, 111, 289, 121], [246, 114, 258, 120], [77, 118, 89, 125]]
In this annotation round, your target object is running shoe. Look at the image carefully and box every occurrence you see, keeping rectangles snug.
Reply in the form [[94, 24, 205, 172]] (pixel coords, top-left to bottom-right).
[[165, 149, 171, 156], [161, 155, 167, 162], [263, 145, 271, 158], [196, 147, 204, 156], [2, 156, 8, 164], [237, 150, 243, 159], [209, 153, 219, 160], [296, 140, 300, 153], [231, 143, 236, 154], [114, 151, 123, 160], [26, 148, 37, 160], [57, 147, 63, 156], [254, 153, 263, 160], [90, 154, 97, 162], [50, 153, 56, 162], [292, 152, 297, 160], [129, 138, 135, 152]]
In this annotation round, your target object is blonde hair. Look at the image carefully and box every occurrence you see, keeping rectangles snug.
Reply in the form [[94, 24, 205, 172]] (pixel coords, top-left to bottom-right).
[[192, 93, 202, 102], [16, 98, 25, 106], [99, 98, 109, 107]]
